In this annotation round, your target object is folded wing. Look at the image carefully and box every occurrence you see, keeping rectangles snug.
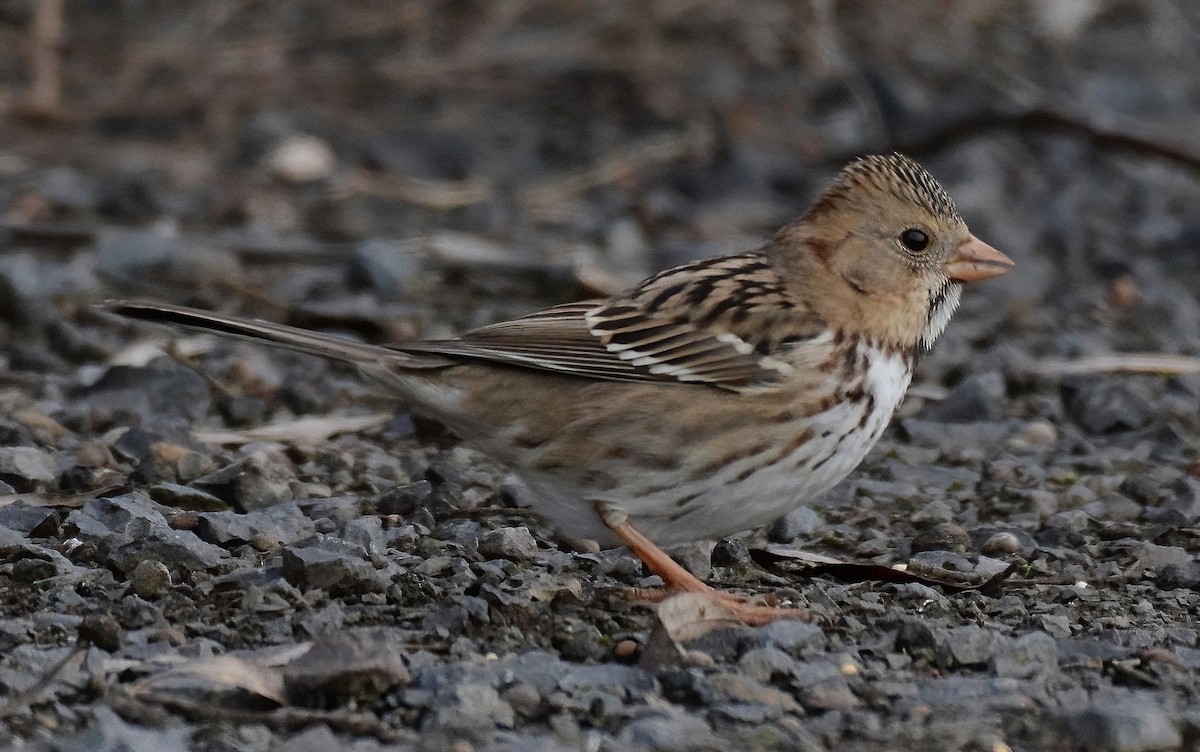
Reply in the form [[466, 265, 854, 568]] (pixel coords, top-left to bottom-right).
[[401, 253, 828, 391]]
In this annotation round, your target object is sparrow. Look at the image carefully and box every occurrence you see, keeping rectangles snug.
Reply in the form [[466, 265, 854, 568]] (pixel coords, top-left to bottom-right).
[[105, 153, 1013, 624]]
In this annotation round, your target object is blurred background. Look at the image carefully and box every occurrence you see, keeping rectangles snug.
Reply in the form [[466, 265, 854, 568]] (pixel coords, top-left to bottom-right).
[[0, 0, 1198, 365], [3, 7, 1200, 748]]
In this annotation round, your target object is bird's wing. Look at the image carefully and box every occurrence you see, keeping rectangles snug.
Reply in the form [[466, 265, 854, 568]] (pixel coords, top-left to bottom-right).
[[399, 254, 829, 390]]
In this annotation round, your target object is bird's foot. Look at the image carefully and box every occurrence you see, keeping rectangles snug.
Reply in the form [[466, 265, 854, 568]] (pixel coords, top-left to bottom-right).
[[601, 511, 807, 625], [623, 585, 809, 625]]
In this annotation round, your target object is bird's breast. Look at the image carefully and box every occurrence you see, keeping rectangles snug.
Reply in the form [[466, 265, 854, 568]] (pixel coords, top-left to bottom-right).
[[607, 340, 914, 544]]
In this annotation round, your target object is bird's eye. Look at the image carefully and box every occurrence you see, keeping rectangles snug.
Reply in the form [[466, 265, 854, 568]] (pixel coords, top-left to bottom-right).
[[900, 229, 929, 252]]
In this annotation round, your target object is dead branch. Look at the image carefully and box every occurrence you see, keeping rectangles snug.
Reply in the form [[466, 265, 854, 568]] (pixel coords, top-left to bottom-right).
[[1031, 354, 1200, 376], [25, 0, 65, 119]]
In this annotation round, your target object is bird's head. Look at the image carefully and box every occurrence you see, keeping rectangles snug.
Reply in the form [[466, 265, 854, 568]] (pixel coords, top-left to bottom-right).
[[772, 153, 1014, 352]]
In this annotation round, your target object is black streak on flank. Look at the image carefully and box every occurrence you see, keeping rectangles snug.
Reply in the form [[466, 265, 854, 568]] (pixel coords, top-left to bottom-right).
[[673, 491, 703, 508], [762, 428, 815, 466], [841, 381, 867, 402], [733, 464, 760, 483], [842, 345, 859, 375], [857, 393, 877, 428]]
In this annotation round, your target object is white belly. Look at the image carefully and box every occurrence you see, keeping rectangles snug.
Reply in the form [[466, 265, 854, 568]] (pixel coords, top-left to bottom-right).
[[520, 344, 913, 546]]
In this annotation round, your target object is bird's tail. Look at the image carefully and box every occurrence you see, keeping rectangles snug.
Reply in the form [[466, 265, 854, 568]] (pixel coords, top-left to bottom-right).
[[101, 299, 449, 369]]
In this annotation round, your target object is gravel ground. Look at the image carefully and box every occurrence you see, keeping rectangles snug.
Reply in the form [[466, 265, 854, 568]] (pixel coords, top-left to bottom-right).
[[1, 3, 1200, 751]]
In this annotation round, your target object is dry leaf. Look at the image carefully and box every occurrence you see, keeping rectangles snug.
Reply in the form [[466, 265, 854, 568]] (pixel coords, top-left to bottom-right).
[[13, 409, 70, 441], [194, 412, 391, 446], [130, 653, 298, 705], [655, 592, 744, 644]]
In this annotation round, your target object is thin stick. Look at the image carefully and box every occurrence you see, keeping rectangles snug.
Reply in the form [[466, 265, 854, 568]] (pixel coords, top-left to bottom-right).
[[1031, 354, 1200, 376], [27, 0, 65, 116]]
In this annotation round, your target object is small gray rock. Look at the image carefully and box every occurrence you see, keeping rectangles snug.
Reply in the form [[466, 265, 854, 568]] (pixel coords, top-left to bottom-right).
[[195, 503, 315, 548], [499, 681, 542, 719], [768, 505, 824, 542], [895, 619, 937, 653], [11, 556, 61, 583], [616, 712, 722, 751], [35, 166, 99, 211], [341, 516, 386, 558], [107, 518, 227, 575], [377, 479, 434, 516], [1064, 697, 1181, 752], [1156, 561, 1200, 589], [50, 706, 189, 752], [193, 450, 295, 510], [555, 622, 607, 663], [901, 419, 1013, 451], [0, 499, 59, 537], [76, 361, 212, 428], [558, 664, 657, 699], [67, 494, 161, 542], [979, 530, 1023, 555], [283, 626, 411, 705], [350, 238, 423, 298], [737, 646, 798, 683], [297, 495, 365, 526], [280, 538, 377, 591], [128, 559, 172, 599], [1047, 509, 1090, 532], [974, 555, 1012, 577], [911, 522, 972, 554], [0, 446, 57, 490], [756, 619, 826, 652], [477, 526, 539, 562], [1063, 377, 1152, 433], [935, 625, 1007, 666], [0, 526, 28, 547], [1003, 488, 1059, 517], [1133, 542, 1191, 574], [911, 499, 958, 524], [271, 725, 342, 752], [800, 674, 860, 711], [909, 549, 975, 572], [991, 630, 1058, 679], [94, 226, 239, 294], [920, 371, 1006, 422], [696, 672, 800, 714], [664, 540, 714, 580], [148, 483, 228, 511]]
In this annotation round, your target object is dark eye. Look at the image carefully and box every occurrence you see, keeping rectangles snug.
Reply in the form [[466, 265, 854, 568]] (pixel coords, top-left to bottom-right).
[[900, 229, 929, 252]]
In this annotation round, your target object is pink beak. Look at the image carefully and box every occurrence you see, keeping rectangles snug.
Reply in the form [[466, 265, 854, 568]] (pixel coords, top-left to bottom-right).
[[943, 234, 1014, 283]]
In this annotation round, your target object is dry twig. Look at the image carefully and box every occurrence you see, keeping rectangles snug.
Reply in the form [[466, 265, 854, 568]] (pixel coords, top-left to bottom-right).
[[24, 0, 65, 118], [1031, 354, 1200, 377], [520, 125, 714, 220]]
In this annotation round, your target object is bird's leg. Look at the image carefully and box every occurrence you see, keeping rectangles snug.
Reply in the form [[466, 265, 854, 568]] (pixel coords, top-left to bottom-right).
[[598, 506, 809, 625], [604, 513, 713, 595]]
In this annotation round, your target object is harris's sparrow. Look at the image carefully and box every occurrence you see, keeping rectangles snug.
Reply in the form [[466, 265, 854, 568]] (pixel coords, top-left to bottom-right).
[[106, 153, 1013, 623]]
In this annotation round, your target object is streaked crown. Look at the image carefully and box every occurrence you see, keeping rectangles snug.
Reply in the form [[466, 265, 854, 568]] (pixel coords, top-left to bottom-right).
[[808, 153, 962, 225]]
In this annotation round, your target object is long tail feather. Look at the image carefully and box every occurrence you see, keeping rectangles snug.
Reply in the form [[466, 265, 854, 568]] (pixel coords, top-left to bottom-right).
[[100, 299, 448, 368]]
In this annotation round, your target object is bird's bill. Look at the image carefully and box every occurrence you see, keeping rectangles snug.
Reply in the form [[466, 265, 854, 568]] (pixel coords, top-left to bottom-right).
[[943, 235, 1015, 283]]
